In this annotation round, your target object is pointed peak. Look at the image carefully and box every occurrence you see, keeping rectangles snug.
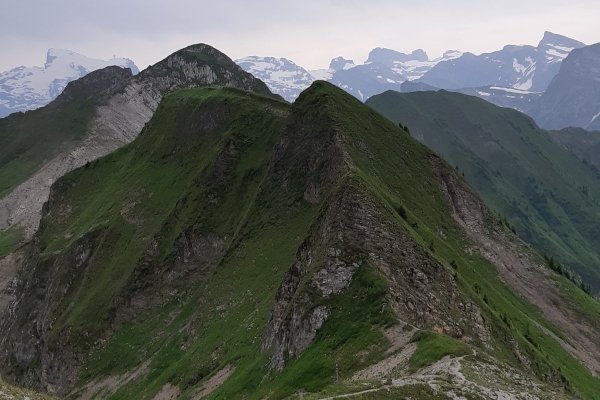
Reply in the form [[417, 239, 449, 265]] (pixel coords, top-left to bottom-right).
[[293, 80, 361, 111], [366, 48, 429, 65], [538, 31, 585, 49], [329, 57, 356, 71]]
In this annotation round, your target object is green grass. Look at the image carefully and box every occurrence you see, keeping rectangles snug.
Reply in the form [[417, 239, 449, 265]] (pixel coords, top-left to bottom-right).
[[409, 330, 471, 372], [0, 225, 24, 258], [0, 95, 96, 198]]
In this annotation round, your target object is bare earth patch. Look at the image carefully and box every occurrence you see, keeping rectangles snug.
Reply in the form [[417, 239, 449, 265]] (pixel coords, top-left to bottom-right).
[[152, 383, 180, 400], [70, 358, 152, 400], [353, 342, 417, 381], [192, 365, 235, 399]]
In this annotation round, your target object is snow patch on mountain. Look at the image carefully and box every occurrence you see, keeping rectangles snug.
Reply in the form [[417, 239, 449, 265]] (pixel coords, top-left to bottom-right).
[[587, 110, 600, 128], [489, 86, 541, 94], [420, 32, 585, 93], [0, 49, 138, 118], [309, 69, 334, 81]]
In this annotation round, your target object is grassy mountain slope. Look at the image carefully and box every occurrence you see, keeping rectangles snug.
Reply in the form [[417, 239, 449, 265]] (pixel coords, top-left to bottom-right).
[[547, 127, 600, 168], [367, 90, 600, 291], [1, 83, 600, 399]]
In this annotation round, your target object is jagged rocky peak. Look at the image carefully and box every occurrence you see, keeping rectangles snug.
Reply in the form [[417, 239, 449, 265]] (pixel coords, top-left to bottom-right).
[[329, 56, 356, 71], [140, 43, 276, 98], [53, 65, 134, 105], [532, 42, 600, 130], [537, 31, 586, 63], [366, 47, 429, 67]]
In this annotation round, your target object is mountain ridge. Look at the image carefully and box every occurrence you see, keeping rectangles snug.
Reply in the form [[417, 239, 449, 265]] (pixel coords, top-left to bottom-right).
[[1, 80, 599, 399], [0, 43, 276, 243]]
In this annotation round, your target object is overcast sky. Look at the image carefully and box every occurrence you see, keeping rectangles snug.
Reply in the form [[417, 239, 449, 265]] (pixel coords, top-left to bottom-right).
[[2, 0, 600, 72]]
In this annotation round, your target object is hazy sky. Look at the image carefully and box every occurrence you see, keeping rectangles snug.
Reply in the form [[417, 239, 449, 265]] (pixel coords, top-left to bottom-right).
[[2, 0, 600, 72]]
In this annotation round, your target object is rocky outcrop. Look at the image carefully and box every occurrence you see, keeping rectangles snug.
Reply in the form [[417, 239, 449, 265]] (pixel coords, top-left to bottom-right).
[[263, 178, 486, 370], [260, 86, 489, 370]]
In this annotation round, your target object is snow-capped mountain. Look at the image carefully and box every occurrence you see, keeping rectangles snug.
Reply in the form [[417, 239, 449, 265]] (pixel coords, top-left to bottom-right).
[[235, 50, 463, 102], [0, 49, 139, 118], [236, 32, 583, 106], [326, 49, 463, 100], [234, 56, 315, 102], [367, 48, 463, 82], [419, 32, 585, 92]]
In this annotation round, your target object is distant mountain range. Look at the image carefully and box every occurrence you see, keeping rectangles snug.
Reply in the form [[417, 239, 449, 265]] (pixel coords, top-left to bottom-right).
[[236, 31, 600, 133], [1, 31, 597, 130], [235, 32, 581, 103], [235, 48, 462, 102], [0, 49, 139, 118]]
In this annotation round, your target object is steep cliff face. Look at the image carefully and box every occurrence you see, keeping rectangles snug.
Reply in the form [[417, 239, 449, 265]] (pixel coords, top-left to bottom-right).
[[532, 42, 600, 130], [1, 82, 599, 399]]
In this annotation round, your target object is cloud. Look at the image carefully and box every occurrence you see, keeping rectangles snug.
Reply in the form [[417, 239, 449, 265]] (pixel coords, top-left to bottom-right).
[[1, 0, 599, 71]]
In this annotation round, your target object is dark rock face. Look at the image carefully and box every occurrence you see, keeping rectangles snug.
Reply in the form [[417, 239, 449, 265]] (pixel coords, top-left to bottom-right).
[[531, 43, 600, 130], [53, 65, 134, 106]]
